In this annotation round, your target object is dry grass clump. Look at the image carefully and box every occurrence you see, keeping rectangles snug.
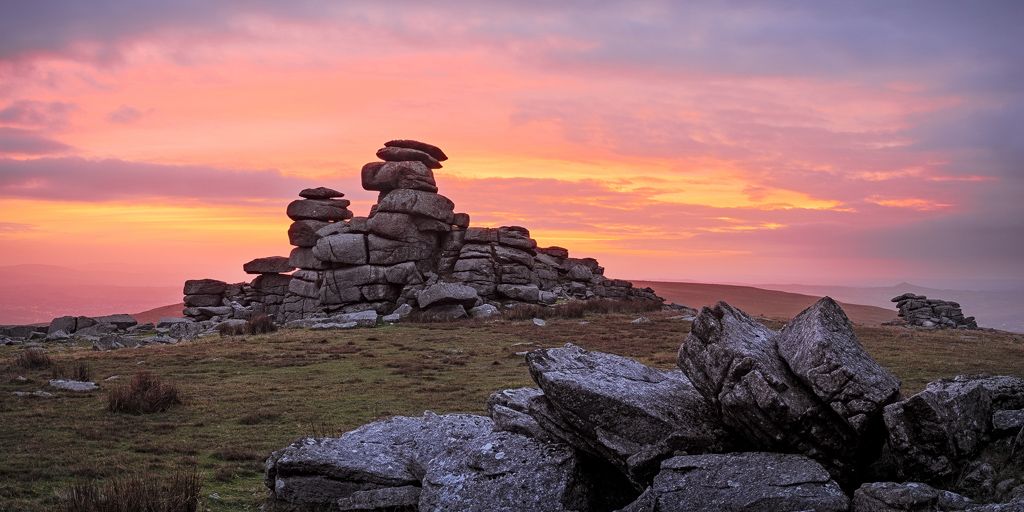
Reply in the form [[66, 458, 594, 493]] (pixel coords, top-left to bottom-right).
[[58, 466, 201, 512], [245, 314, 278, 335], [13, 348, 54, 369], [107, 370, 181, 414], [218, 314, 279, 336], [504, 298, 664, 321], [53, 361, 93, 382]]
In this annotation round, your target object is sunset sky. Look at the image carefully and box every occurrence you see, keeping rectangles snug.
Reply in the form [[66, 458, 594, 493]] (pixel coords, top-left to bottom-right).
[[1, 1, 1022, 291]]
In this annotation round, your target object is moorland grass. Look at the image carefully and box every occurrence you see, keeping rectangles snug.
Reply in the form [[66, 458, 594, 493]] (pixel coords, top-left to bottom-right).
[[1, 309, 1022, 511]]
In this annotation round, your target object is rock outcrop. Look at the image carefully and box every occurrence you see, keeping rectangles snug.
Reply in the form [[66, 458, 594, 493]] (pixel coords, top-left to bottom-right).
[[182, 140, 661, 325], [677, 297, 901, 485], [889, 293, 979, 330]]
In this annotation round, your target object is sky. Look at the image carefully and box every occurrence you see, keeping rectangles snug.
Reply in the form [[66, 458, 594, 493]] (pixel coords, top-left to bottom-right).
[[1, 1, 1023, 291]]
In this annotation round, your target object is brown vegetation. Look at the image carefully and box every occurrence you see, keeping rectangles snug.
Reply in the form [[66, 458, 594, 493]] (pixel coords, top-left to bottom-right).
[[57, 466, 201, 512], [107, 370, 182, 414]]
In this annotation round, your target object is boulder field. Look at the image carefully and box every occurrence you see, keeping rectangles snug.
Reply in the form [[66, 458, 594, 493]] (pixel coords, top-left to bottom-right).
[[179, 139, 660, 327], [263, 297, 1024, 511]]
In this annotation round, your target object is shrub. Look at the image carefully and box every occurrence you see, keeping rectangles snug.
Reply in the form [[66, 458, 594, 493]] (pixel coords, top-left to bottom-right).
[[58, 466, 201, 512], [13, 348, 53, 369], [107, 370, 181, 414]]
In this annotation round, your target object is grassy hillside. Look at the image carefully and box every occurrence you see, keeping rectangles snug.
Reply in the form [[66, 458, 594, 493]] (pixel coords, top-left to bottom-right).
[[2, 310, 1022, 511]]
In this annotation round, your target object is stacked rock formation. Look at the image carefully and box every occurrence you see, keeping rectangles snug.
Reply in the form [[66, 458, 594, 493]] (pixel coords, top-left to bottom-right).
[[182, 140, 660, 324], [264, 297, 1024, 511], [890, 293, 978, 329]]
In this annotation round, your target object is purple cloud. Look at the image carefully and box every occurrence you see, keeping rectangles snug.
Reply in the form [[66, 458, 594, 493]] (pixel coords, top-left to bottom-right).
[[0, 156, 373, 204], [0, 127, 74, 155]]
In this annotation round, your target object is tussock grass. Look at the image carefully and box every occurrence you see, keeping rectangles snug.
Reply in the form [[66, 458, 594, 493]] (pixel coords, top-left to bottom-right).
[[107, 370, 181, 414], [217, 314, 278, 337], [13, 348, 53, 369], [58, 466, 201, 512], [53, 361, 92, 382]]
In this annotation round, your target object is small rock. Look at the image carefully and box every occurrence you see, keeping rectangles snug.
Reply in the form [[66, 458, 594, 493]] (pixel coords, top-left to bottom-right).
[[49, 379, 98, 391], [532, 318, 546, 326], [631, 317, 651, 324]]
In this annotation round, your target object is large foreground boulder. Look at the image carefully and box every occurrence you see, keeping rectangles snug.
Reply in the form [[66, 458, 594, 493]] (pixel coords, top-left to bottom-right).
[[265, 412, 607, 511], [620, 452, 850, 512], [883, 375, 1024, 483], [522, 343, 733, 488], [677, 298, 901, 484]]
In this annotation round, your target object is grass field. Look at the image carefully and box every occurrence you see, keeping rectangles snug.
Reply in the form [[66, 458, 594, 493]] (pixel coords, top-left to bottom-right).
[[2, 309, 1023, 511]]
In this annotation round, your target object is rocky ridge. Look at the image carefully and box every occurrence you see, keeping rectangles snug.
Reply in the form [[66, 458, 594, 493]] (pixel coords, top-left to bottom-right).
[[263, 297, 1024, 511], [180, 139, 660, 327]]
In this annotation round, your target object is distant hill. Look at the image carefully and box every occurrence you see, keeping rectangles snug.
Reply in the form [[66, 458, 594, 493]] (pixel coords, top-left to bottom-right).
[[130, 303, 185, 325], [631, 281, 897, 326], [0, 264, 182, 325]]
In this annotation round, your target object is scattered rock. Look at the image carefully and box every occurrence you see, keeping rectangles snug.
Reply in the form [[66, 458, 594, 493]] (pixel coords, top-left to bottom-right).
[[533, 318, 546, 326]]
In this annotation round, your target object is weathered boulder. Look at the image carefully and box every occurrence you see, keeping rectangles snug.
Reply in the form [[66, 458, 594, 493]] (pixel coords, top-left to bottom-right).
[[243, 256, 295, 274], [287, 219, 329, 247], [376, 146, 442, 169], [183, 294, 222, 307], [48, 316, 78, 335], [313, 234, 368, 265], [526, 344, 731, 487], [487, 387, 556, 442], [420, 304, 468, 322], [74, 322, 117, 338], [266, 412, 596, 511], [497, 284, 541, 302], [288, 247, 331, 270], [384, 139, 448, 161], [367, 233, 438, 265], [366, 211, 421, 241], [93, 334, 144, 350], [417, 282, 479, 310], [286, 199, 353, 221], [677, 299, 888, 484], [620, 453, 849, 512], [298, 186, 344, 199], [883, 375, 1024, 483], [183, 279, 228, 295], [361, 161, 438, 193], [375, 189, 455, 224], [851, 481, 973, 512], [776, 296, 901, 439]]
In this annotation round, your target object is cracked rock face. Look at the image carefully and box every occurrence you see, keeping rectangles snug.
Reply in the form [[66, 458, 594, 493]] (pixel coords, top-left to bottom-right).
[[522, 343, 733, 488], [883, 375, 1024, 483], [677, 298, 901, 485], [619, 452, 850, 512], [265, 412, 595, 511]]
